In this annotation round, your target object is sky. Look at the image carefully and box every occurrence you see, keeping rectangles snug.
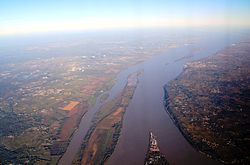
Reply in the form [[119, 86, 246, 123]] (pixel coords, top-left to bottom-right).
[[0, 0, 250, 36]]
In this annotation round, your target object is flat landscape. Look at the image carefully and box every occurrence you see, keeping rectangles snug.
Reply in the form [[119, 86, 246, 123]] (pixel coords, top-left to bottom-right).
[[0, 31, 180, 164], [1, 1, 250, 165]]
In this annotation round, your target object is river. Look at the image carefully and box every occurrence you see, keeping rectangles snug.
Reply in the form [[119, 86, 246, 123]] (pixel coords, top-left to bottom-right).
[[59, 29, 246, 165]]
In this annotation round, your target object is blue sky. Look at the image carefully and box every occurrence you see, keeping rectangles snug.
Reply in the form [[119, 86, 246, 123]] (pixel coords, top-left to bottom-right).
[[0, 0, 250, 35]]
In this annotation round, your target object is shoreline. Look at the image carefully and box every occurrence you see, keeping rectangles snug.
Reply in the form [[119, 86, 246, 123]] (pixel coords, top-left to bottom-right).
[[163, 41, 250, 165], [74, 71, 142, 164], [163, 85, 224, 164]]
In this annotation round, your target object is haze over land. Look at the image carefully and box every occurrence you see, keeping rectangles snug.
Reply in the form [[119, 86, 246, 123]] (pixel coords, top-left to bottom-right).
[[0, 0, 250, 165]]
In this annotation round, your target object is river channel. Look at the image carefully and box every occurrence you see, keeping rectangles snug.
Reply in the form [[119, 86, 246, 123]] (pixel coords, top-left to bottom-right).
[[59, 30, 245, 165]]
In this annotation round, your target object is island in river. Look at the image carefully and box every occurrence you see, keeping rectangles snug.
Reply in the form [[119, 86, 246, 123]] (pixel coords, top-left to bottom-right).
[[1, 29, 248, 164], [0, 30, 179, 164], [73, 71, 142, 164], [165, 42, 250, 164]]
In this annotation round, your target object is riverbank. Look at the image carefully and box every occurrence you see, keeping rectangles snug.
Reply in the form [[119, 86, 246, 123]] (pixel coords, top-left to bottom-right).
[[163, 85, 219, 162], [164, 42, 250, 164], [72, 71, 142, 164]]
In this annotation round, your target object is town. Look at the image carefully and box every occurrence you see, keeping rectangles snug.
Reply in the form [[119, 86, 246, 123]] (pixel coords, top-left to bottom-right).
[[165, 42, 250, 164]]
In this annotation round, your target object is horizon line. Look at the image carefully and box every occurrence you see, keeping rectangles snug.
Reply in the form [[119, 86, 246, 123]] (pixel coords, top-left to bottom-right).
[[1, 23, 250, 37]]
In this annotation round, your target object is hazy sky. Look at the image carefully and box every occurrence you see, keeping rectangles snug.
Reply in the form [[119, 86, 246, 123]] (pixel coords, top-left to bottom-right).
[[0, 0, 250, 36]]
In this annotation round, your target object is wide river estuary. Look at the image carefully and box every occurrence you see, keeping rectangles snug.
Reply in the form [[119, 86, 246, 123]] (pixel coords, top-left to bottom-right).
[[59, 30, 246, 165]]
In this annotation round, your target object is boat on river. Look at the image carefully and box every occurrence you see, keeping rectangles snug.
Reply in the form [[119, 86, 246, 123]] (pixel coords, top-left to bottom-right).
[[145, 132, 169, 165]]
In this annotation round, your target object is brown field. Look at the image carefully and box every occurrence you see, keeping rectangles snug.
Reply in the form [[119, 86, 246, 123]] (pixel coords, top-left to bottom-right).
[[81, 77, 108, 96], [112, 107, 124, 116], [80, 72, 140, 165], [63, 101, 80, 111], [60, 102, 88, 141], [81, 106, 124, 165], [104, 68, 120, 74]]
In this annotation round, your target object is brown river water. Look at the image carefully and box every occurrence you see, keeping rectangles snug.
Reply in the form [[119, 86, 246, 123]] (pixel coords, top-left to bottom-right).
[[59, 30, 246, 165]]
